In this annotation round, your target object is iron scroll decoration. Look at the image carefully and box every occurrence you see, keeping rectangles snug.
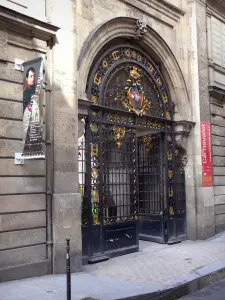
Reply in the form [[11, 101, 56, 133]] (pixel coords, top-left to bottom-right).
[[86, 45, 176, 224], [87, 44, 174, 121]]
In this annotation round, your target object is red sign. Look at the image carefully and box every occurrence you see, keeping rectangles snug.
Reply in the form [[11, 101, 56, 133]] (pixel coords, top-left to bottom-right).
[[200, 122, 213, 187]]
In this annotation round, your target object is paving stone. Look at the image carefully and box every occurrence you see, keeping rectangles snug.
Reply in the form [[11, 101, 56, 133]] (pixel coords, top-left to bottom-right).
[[1, 238, 225, 300]]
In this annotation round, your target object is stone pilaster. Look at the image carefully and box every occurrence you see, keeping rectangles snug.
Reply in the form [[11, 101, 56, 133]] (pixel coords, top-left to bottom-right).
[[188, 0, 215, 240], [47, 0, 82, 273]]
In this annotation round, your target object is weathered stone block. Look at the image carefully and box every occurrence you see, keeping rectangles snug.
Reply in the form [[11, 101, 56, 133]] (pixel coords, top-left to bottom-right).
[[54, 112, 77, 144], [54, 171, 78, 194], [213, 156, 225, 166], [0, 177, 46, 194], [197, 186, 214, 208], [212, 146, 225, 156], [216, 223, 225, 234], [32, 38, 47, 51], [196, 187, 215, 239], [215, 213, 225, 225], [0, 159, 45, 176], [211, 115, 225, 127], [186, 186, 197, 240], [0, 211, 46, 232], [0, 100, 22, 120], [212, 125, 225, 137], [54, 91, 77, 114], [53, 70, 77, 94], [8, 30, 33, 48], [0, 81, 22, 101], [215, 195, 225, 205], [215, 204, 225, 215], [211, 104, 225, 117], [212, 135, 225, 146], [0, 245, 46, 268], [0, 228, 46, 250], [0, 62, 23, 83], [8, 44, 34, 62], [0, 194, 46, 213], [214, 176, 225, 186], [0, 119, 22, 139], [54, 143, 77, 173], [197, 207, 215, 239], [52, 193, 82, 274], [0, 139, 23, 157], [215, 186, 225, 195], [213, 167, 225, 176]]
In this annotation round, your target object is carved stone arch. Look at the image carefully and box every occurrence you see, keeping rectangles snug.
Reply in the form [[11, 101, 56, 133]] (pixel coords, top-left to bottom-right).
[[77, 17, 191, 122]]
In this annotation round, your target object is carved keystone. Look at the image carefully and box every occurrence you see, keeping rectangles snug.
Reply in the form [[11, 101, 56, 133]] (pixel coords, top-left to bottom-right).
[[134, 19, 147, 40]]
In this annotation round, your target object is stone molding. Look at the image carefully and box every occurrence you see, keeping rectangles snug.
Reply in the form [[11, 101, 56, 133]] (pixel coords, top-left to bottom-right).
[[209, 86, 225, 99], [77, 17, 190, 121], [0, 5, 59, 42], [209, 63, 225, 76], [0, 26, 7, 60], [174, 120, 195, 154], [187, 0, 206, 6], [207, 0, 225, 21], [121, 0, 185, 27], [78, 96, 92, 117]]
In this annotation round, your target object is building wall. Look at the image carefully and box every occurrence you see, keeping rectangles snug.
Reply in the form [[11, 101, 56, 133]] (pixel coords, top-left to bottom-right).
[[207, 0, 225, 234], [0, 0, 225, 281], [0, 9, 52, 281], [0, 0, 82, 281]]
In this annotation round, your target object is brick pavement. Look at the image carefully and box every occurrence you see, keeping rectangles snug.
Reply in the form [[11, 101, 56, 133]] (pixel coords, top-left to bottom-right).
[[1, 235, 225, 300]]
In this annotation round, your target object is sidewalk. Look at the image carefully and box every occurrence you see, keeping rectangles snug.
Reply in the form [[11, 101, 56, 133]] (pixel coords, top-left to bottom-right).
[[1, 234, 225, 300]]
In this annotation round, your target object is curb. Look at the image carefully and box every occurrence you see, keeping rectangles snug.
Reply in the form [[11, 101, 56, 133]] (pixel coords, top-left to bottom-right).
[[114, 262, 225, 300]]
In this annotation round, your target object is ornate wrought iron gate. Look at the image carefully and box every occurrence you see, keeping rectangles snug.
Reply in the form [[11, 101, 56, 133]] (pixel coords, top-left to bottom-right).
[[79, 44, 186, 262], [138, 132, 165, 243]]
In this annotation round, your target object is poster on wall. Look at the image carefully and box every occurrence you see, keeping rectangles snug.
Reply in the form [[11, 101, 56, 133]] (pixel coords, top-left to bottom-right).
[[22, 57, 45, 159], [200, 121, 213, 187]]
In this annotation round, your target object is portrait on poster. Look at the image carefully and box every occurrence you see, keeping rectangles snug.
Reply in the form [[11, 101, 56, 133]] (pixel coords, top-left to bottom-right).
[[22, 57, 44, 158]]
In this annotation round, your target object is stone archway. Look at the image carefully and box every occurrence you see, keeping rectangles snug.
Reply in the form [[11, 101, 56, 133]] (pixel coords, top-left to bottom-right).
[[77, 17, 191, 122], [77, 17, 196, 244]]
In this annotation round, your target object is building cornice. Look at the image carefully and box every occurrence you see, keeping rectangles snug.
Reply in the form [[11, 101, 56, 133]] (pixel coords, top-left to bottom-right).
[[120, 0, 186, 28], [0, 5, 59, 42], [207, 0, 225, 22], [209, 86, 225, 98]]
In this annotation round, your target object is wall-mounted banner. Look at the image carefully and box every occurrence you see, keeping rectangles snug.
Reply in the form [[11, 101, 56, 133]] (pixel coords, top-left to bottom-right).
[[200, 121, 213, 187], [22, 57, 45, 159]]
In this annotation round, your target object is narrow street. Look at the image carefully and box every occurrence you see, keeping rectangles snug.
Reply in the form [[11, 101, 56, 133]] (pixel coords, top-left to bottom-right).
[[180, 277, 225, 300]]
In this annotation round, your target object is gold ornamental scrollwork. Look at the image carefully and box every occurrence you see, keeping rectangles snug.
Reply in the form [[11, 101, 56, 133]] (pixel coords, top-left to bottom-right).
[[169, 206, 175, 218], [91, 143, 99, 157], [141, 135, 152, 152], [112, 126, 126, 148], [90, 122, 98, 133]]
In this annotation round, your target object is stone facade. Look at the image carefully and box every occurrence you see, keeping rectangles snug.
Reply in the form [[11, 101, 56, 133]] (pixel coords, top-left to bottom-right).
[[0, 0, 224, 282]]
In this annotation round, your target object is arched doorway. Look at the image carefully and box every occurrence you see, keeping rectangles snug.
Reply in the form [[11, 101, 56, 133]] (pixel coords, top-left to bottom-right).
[[79, 44, 186, 263]]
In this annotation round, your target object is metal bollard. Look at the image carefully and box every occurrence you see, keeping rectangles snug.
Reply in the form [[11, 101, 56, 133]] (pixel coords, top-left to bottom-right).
[[66, 238, 71, 300]]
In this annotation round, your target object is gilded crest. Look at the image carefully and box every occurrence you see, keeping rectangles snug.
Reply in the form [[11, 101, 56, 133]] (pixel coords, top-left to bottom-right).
[[115, 67, 151, 116]]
